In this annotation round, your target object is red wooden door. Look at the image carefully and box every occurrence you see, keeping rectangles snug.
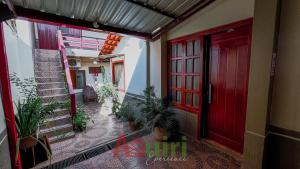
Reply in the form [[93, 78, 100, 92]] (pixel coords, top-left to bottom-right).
[[207, 26, 252, 153]]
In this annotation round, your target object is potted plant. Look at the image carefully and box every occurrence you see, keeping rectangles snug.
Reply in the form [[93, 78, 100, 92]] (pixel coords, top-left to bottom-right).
[[73, 104, 92, 131], [137, 86, 180, 141], [11, 73, 57, 168], [118, 102, 139, 131]]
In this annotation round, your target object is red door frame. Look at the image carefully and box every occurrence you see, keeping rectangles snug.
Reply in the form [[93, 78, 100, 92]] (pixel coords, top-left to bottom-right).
[[111, 60, 126, 92], [208, 26, 252, 153], [167, 18, 253, 140], [0, 23, 22, 169]]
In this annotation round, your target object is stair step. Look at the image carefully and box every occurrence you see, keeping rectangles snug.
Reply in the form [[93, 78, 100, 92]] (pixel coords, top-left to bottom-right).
[[47, 108, 70, 118], [35, 71, 64, 78], [41, 94, 68, 103], [37, 82, 65, 89], [48, 131, 75, 143], [34, 65, 63, 72], [35, 49, 60, 59], [40, 123, 73, 138], [35, 77, 64, 83], [34, 57, 61, 62], [38, 88, 66, 96], [41, 114, 72, 129], [35, 61, 61, 67]]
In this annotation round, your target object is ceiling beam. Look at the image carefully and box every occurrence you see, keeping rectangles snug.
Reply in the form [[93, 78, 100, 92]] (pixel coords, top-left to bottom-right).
[[0, 4, 152, 39], [0, 3, 14, 21], [125, 0, 177, 19], [152, 0, 216, 40]]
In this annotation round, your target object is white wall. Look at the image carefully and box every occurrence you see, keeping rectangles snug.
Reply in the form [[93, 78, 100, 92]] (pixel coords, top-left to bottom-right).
[[79, 61, 111, 89], [271, 0, 300, 132], [150, 38, 162, 97], [0, 92, 6, 133], [167, 0, 255, 39], [3, 20, 35, 112], [113, 36, 147, 95]]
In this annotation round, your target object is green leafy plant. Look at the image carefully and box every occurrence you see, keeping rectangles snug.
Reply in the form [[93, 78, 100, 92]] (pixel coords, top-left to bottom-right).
[[10, 73, 57, 161], [117, 102, 134, 121], [95, 84, 118, 103], [137, 86, 179, 135], [73, 104, 91, 131]]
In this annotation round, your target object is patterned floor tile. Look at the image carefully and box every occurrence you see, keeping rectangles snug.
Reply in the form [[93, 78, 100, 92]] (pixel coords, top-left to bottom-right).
[[67, 135, 241, 169]]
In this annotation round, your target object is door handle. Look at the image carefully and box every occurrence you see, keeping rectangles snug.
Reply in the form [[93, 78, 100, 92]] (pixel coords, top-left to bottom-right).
[[208, 84, 213, 104]]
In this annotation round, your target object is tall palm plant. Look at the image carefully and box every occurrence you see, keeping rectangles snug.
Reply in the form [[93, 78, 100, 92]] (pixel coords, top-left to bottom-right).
[[137, 86, 180, 136]]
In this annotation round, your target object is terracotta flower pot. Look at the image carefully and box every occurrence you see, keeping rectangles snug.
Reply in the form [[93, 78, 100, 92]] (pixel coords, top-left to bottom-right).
[[20, 136, 51, 168], [20, 136, 38, 150], [153, 127, 169, 141]]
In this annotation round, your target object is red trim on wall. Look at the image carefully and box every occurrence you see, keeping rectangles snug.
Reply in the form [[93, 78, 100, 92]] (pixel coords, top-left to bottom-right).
[[0, 23, 22, 169], [112, 60, 126, 92], [169, 18, 253, 43]]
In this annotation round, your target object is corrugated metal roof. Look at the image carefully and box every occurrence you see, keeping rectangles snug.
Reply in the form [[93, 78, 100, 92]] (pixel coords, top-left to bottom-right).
[[6, 0, 203, 34]]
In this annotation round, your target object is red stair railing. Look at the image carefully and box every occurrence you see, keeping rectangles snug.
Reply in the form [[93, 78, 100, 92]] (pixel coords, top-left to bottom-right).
[[57, 30, 76, 117]]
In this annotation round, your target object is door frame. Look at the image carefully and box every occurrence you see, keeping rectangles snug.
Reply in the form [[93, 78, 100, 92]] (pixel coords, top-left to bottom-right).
[[205, 26, 252, 153], [201, 20, 253, 148], [167, 18, 253, 142], [111, 60, 126, 92]]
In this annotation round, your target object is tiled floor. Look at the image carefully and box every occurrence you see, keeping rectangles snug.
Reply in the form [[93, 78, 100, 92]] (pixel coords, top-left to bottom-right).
[[35, 102, 133, 168], [66, 134, 241, 169]]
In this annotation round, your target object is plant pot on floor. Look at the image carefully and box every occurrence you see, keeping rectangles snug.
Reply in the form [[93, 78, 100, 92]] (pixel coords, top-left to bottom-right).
[[128, 120, 137, 131], [74, 125, 86, 132], [153, 127, 170, 141], [20, 136, 38, 150], [20, 136, 51, 169]]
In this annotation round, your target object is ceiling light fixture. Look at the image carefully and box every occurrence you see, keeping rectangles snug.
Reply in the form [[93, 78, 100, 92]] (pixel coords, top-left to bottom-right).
[[152, 27, 161, 34]]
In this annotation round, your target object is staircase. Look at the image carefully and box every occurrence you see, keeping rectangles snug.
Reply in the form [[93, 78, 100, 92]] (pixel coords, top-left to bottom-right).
[[34, 49, 75, 143]]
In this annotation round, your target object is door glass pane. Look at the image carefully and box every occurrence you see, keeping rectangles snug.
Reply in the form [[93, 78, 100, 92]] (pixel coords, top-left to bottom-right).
[[194, 40, 200, 55], [177, 44, 183, 57], [193, 76, 200, 90], [176, 91, 181, 103], [187, 41, 193, 56], [176, 76, 181, 88], [76, 71, 85, 89], [172, 44, 177, 57], [193, 94, 199, 107], [177, 60, 182, 72], [171, 90, 176, 102], [194, 58, 200, 73], [171, 60, 176, 72], [171, 76, 176, 88], [186, 59, 193, 73], [186, 76, 192, 90], [186, 93, 192, 105]]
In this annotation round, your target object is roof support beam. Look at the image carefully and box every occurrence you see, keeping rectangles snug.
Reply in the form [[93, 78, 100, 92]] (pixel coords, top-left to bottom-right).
[[0, 4, 152, 39], [125, 0, 177, 19], [152, 0, 216, 40], [0, 3, 14, 21]]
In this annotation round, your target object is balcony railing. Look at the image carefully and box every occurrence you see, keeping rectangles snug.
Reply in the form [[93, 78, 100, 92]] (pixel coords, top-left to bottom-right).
[[62, 35, 105, 51]]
